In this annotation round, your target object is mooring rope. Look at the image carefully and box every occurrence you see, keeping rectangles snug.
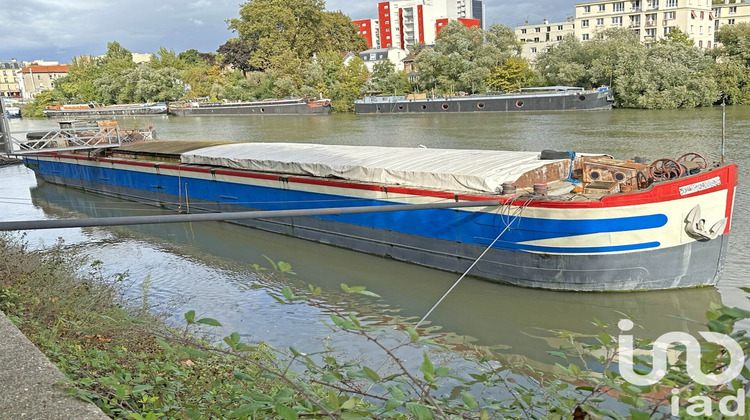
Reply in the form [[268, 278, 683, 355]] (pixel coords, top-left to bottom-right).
[[414, 195, 535, 329], [365, 195, 535, 392]]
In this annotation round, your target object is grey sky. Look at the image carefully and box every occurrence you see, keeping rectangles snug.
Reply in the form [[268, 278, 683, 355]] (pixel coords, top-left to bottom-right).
[[0, 1, 577, 63]]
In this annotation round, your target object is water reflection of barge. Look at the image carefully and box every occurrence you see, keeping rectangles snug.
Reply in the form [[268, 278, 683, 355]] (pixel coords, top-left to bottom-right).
[[354, 86, 614, 114]]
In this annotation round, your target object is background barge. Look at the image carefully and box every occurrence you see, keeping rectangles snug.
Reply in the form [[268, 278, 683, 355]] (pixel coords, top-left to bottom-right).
[[354, 87, 614, 114]]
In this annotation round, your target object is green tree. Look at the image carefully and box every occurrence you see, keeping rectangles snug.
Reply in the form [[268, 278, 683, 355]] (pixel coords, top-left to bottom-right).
[[178, 49, 206, 66], [534, 34, 592, 87], [486, 56, 535, 92], [714, 22, 750, 66], [228, 0, 369, 75], [120, 66, 186, 102], [182, 64, 223, 99], [21, 90, 55, 117], [149, 47, 185, 70], [659, 27, 694, 47], [322, 11, 368, 54], [616, 40, 718, 108], [330, 57, 369, 112], [370, 60, 410, 95], [227, 0, 327, 71], [53, 56, 104, 103], [415, 22, 519, 94], [712, 58, 750, 104]]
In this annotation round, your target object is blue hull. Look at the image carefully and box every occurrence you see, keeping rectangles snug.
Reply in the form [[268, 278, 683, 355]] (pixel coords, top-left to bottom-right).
[[22, 154, 733, 291]]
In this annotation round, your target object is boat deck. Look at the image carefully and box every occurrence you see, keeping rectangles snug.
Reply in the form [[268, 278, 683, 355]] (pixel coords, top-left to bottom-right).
[[107, 140, 611, 199]]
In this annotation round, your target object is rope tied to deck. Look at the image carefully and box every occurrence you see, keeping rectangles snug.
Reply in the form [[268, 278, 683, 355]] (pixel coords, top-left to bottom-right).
[[564, 150, 580, 185], [414, 195, 535, 329]]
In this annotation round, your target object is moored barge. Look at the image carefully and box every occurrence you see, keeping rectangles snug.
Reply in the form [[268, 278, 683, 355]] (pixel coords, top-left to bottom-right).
[[43, 102, 168, 118], [168, 98, 332, 116], [14, 137, 736, 292], [354, 86, 614, 114]]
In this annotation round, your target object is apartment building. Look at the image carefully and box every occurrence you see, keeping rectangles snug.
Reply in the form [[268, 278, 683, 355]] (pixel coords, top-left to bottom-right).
[[0, 60, 24, 98], [354, 0, 484, 51], [516, 18, 576, 59], [576, 0, 723, 48], [353, 19, 381, 49], [19, 65, 69, 99], [713, 0, 750, 33]]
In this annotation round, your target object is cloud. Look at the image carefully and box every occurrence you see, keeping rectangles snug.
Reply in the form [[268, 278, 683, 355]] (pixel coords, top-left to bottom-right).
[[0, 0, 578, 63]]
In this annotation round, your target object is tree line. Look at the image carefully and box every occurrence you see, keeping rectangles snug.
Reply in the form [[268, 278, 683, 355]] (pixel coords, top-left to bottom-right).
[[22, 0, 750, 116]]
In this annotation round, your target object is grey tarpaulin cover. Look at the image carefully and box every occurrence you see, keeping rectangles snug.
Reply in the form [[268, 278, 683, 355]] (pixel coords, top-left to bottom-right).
[[181, 143, 567, 194]]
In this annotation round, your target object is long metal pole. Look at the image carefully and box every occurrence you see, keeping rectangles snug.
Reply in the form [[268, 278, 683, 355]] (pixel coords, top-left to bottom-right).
[[721, 100, 726, 165], [0, 98, 9, 154], [0, 200, 501, 231]]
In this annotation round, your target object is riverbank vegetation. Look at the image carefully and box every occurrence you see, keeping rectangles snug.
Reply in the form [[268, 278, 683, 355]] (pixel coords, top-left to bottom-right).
[[19, 0, 750, 113], [3, 232, 750, 419]]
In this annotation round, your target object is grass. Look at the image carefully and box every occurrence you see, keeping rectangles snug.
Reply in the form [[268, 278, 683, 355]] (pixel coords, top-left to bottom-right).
[[0, 234, 284, 419]]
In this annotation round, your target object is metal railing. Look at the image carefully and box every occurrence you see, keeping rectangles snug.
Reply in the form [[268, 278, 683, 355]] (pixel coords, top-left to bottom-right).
[[1, 100, 158, 155], [13, 126, 123, 154]]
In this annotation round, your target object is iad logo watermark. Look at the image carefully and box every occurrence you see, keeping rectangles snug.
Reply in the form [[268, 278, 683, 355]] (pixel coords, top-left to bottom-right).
[[618, 319, 745, 417]]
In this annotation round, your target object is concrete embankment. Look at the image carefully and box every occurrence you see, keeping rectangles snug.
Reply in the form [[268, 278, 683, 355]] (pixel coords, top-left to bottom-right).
[[0, 310, 109, 419]]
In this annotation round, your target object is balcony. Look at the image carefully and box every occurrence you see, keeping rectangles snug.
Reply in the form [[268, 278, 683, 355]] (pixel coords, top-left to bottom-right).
[[645, 21, 656, 27]]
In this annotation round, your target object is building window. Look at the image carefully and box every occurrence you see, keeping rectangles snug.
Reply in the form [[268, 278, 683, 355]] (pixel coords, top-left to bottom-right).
[[534, 37, 540, 42], [708, 41, 712, 48], [386, 28, 390, 32], [613, 2, 625, 12], [699, 40, 703, 48], [582, 19, 590, 27], [557, 35, 563, 40], [558, 25, 564, 30], [598, 4, 606, 12], [664, 26, 673, 35], [521, 28, 527, 33], [583, 5, 591, 12], [385, 20, 389, 24], [384, 5, 388, 9], [531, 47, 537, 53], [582, 33, 590, 40], [596, 18, 604, 26], [729, 6, 737, 14], [612, 16, 623, 26], [664, 11, 675, 20], [665, 0, 677, 8], [535, 27, 541, 32], [647, 0, 659, 8], [363, 30, 367, 34], [728, 18, 735, 24], [646, 28, 656, 36], [385, 13, 389, 17], [700, 11, 704, 19]]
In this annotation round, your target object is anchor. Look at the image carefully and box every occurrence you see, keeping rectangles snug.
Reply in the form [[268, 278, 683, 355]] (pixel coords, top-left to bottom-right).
[[685, 204, 726, 241]]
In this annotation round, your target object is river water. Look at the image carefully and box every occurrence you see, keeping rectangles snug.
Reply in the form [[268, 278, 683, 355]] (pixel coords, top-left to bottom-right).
[[2, 107, 749, 380]]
